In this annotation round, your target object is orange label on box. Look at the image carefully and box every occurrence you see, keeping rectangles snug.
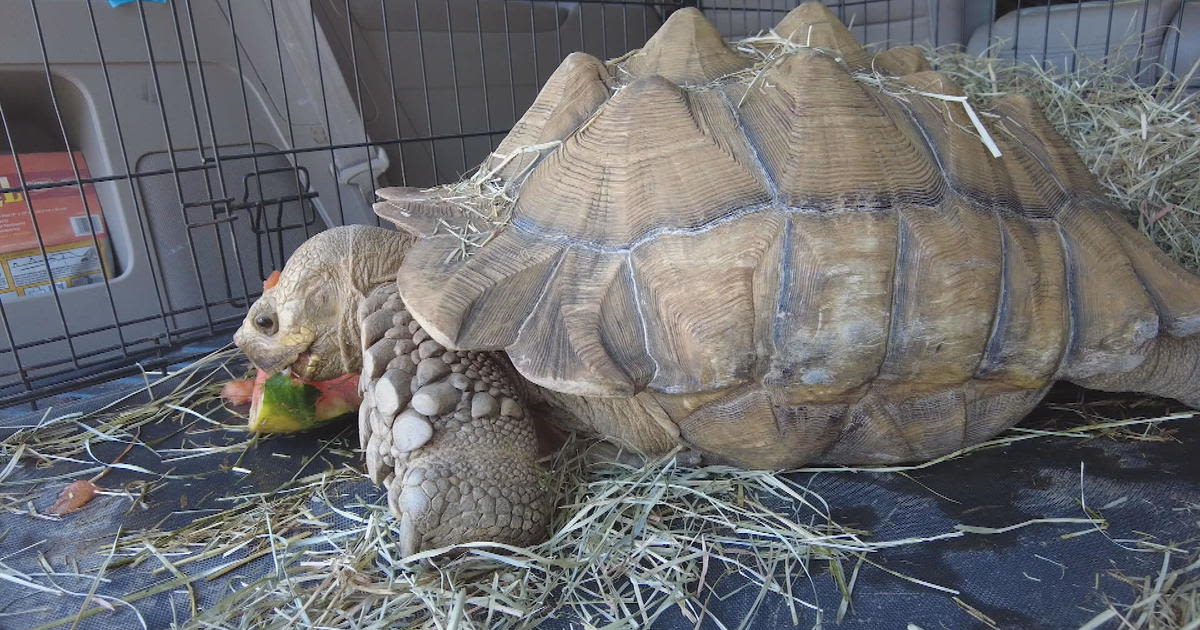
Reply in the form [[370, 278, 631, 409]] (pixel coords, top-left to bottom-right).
[[0, 152, 112, 298]]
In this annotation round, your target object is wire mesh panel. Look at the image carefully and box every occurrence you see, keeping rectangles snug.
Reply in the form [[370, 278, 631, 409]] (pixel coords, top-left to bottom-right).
[[696, 0, 1195, 85], [698, 0, 969, 47], [0, 0, 678, 407], [971, 0, 1187, 81], [0, 0, 1196, 408]]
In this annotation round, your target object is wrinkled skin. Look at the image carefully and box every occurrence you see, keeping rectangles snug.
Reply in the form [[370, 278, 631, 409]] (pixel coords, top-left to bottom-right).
[[234, 227, 411, 381]]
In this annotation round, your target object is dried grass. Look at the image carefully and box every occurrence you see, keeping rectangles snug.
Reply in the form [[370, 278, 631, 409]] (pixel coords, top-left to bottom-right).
[[1080, 551, 1200, 630], [926, 48, 1200, 273], [405, 140, 560, 262], [10, 404, 1192, 630], [1, 383, 1194, 628], [0, 348, 246, 506]]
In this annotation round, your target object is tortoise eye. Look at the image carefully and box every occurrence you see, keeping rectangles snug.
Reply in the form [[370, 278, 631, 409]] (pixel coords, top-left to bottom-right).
[[254, 314, 276, 334]]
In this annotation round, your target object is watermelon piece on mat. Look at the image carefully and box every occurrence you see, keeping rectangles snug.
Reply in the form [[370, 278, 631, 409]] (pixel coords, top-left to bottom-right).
[[237, 370, 361, 433]]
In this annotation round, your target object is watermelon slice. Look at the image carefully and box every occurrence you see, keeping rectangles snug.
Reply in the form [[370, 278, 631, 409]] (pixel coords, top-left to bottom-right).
[[226, 369, 362, 433]]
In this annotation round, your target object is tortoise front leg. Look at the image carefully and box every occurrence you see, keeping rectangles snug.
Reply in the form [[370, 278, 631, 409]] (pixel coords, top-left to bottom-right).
[[356, 285, 550, 555]]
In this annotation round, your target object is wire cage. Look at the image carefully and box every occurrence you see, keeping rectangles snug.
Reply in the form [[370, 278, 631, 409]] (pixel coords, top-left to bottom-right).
[[0, 0, 1195, 409]]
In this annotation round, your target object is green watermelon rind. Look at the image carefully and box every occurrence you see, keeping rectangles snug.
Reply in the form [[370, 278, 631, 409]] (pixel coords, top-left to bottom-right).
[[250, 372, 358, 433]]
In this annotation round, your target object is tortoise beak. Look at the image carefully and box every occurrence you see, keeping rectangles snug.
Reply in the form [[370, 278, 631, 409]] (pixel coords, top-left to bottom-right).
[[233, 324, 314, 378]]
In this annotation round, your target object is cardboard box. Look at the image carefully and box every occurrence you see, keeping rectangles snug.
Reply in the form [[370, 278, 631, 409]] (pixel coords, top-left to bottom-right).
[[0, 152, 113, 300]]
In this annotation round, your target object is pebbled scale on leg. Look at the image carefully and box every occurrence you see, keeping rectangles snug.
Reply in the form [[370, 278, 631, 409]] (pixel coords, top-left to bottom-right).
[[356, 284, 550, 555]]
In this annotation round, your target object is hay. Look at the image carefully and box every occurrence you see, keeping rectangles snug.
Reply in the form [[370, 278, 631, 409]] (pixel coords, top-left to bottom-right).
[[11, 400, 1193, 629], [1081, 551, 1200, 630], [403, 141, 560, 263], [924, 48, 1200, 273], [0, 348, 247, 507], [9, 396, 1190, 624], [6, 358, 1192, 630]]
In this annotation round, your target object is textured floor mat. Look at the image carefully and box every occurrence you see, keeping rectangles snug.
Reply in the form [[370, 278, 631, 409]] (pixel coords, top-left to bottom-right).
[[1, 367, 1196, 630]]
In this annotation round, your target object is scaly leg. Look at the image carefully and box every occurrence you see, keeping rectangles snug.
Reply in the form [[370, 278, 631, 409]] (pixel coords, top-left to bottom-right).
[[356, 285, 550, 555], [1073, 335, 1200, 409]]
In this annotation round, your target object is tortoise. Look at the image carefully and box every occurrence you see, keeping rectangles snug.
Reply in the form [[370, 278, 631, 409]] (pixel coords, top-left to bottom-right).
[[233, 2, 1200, 555]]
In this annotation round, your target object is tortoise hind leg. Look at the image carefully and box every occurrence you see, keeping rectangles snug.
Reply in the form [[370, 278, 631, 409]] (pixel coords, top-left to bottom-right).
[[1072, 335, 1200, 408], [1069, 210, 1200, 408], [357, 285, 550, 555]]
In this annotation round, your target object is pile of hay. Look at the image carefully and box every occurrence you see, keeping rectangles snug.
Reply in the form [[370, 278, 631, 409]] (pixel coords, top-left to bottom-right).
[[927, 49, 1200, 273], [1080, 551, 1200, 630], [62, 409, 1180, 630]]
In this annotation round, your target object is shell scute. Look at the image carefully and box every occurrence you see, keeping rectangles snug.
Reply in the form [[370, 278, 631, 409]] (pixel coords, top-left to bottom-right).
[[620, 7, 751, 84], [975, 215, 1068, 390], [512, 75, 770, 249], [395, 229, 564, 351], [1057, 204, 1160, 379], [630, 213, 783, 394], [507, 249, 652, 396], [893, 71, 1009, 211], [762, 211, 896, 400], [381, 3, 1191, 408], [871, 46, 931, 76], [485, 52, 612, 180], [876, 202, 1003, 393], [738, 51, 944, 210], [772, 1, 870, 69]]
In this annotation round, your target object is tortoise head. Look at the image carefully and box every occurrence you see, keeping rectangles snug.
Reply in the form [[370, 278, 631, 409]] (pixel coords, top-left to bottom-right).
[[234, 225, 411, 382]]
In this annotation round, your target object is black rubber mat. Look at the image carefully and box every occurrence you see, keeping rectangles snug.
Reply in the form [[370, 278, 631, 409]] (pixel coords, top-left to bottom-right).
[[1, 368, 1196, 630]]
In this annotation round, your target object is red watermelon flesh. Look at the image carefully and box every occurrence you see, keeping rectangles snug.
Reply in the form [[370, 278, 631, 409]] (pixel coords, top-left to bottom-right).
[[224, 369, 362, 433]]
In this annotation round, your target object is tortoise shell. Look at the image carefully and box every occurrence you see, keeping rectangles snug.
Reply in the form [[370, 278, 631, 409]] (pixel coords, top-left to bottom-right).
[[376, 3, 1200, 466]]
